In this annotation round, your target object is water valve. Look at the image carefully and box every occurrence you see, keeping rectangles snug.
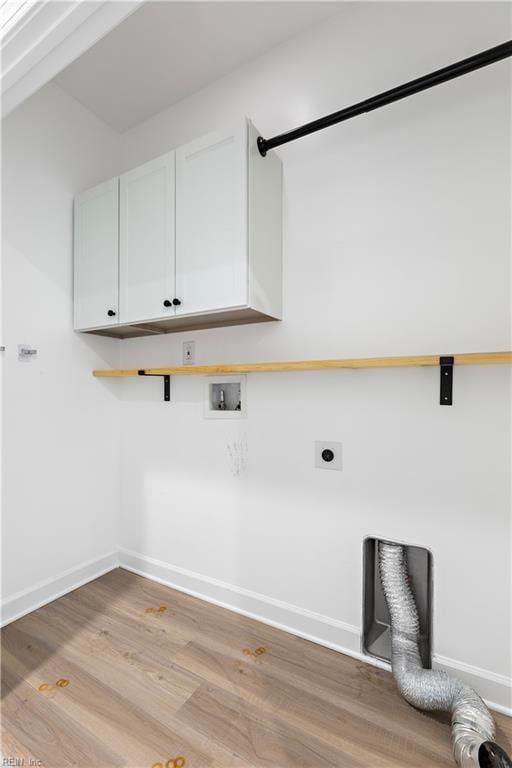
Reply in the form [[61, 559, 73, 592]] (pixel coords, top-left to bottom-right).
[[18, 345, 37, 362]]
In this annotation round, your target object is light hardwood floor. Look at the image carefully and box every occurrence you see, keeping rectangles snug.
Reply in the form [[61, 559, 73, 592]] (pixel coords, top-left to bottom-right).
[[2, 568, 510, 767]]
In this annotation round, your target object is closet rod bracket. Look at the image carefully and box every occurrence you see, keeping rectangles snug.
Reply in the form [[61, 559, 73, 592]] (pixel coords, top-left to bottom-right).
[[138, 370, 171, 402], [257, 136, 268, 157], [439, 357, 454, 406]]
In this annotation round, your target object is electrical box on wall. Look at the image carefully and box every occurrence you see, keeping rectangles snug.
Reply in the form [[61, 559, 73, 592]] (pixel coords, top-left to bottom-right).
[[204, 375, 246, 419], [363, 537, 433, 668]]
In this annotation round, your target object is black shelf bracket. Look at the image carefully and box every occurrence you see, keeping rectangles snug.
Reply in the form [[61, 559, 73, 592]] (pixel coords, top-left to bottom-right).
[[439, 357, 454, 406], [138, 370, 170, 402]]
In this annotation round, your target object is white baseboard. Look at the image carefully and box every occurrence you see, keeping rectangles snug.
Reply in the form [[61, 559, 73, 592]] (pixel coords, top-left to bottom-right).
[[0, 551, 119, 627], [119, 547, 364, 655], [433, 656, 512, 717], [2, 547, 509, 717], [119, 548, 512, 717]]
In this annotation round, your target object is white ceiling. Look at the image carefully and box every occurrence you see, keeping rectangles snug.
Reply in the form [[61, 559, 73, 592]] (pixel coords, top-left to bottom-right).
[[1, 1, 140, 117], [53, 1, 339, 132]]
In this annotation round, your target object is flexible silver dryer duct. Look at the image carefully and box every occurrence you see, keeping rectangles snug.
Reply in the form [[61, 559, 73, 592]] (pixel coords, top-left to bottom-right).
[[378, 542, 512, 768]]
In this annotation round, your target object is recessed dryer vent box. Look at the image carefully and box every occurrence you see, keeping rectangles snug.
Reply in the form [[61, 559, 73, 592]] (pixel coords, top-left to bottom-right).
[[204, 375, 246, 419], [363, 537, 433, 668]]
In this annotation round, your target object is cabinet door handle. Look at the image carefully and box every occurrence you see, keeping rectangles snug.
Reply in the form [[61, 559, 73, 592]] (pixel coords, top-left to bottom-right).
[[107, 309, 116, 317], [163, 300, 172, 307], [172, 298, 181, 306]]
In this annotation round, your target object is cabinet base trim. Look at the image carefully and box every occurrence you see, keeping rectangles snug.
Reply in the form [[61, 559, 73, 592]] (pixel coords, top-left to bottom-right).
[[79, 307, 280, 339]]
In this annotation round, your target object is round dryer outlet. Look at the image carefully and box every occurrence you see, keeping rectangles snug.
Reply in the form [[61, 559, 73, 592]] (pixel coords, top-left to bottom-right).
[[315, 441, 342, 471]]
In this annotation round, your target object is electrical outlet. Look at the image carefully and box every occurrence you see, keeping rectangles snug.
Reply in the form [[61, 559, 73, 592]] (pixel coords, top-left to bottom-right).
[[183, 341, 195, 365], [315, 441, 342, 471]]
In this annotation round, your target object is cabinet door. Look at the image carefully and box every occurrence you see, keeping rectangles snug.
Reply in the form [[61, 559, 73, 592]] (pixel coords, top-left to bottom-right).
[[175, 122, 248, 315], [119, 153, 175, 323], [74, 178, 119, 330]]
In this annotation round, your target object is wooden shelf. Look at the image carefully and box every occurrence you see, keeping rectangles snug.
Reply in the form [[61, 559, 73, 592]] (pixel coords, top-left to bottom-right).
[[94, 351, 512, 377]]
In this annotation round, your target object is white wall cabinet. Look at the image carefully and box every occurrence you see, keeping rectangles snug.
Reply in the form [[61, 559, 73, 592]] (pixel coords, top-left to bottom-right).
[[74, 178, 119, 330], [74, 119, 282, 338], [120, 153, 175, 324], [175, 123, 248, 316]]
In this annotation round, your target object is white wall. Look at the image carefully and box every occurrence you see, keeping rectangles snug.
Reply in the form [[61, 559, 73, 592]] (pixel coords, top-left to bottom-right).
[[1, 82, 121, 620], [117, 2, 511, 709], [1, 0, 509, 711]]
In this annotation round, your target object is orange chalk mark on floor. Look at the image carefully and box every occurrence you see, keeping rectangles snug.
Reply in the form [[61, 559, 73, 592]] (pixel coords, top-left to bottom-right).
[[242, 646, 267, 657], [166, 758, 186, 768]]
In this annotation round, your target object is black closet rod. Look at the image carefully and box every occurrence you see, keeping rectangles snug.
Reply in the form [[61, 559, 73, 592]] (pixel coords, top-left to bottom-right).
[[257, 40, 512, 156]]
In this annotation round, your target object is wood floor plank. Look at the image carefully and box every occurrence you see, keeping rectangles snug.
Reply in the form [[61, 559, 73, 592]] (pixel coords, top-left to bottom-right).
[[171, 640, 453, 767], [2, 622, 212, 768], [103, 572, 484, 762], [171, 618, 454, 753], [17, 607, 201, 725], [116, 571, 512, 753], [2, 567, 510, 768], [98, 569, 289, 646], [59, 575, 194, 651], [2, 665, 124, 768], [175, 682, 370, 768]]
